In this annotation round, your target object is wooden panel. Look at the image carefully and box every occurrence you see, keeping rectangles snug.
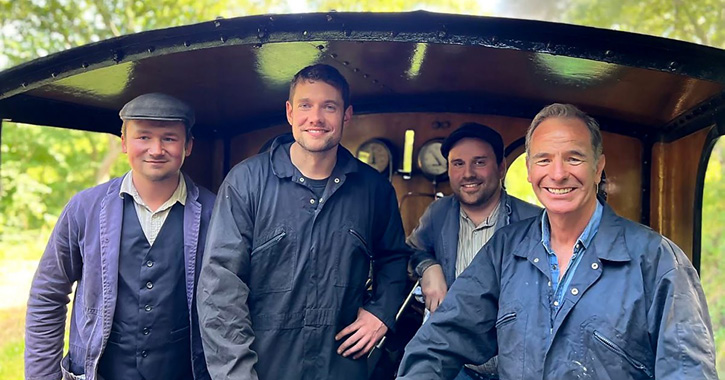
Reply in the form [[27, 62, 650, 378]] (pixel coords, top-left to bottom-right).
[[600, 133, 642, 223], [651, 127, 711, 259]]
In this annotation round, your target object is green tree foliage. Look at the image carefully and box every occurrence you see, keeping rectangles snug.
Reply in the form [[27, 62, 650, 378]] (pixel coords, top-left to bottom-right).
[[701, 141, 725, 374]]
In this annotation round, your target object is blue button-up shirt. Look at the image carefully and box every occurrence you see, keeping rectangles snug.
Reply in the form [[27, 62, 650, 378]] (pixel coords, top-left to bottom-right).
[[541, 201, 603, 323]]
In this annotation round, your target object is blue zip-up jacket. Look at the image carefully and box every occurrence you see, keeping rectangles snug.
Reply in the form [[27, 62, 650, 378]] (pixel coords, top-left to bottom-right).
[[407, 192, 541, 283], [197, 137, 410, 380], [25, 173, 215, 380], [398, 203, 717, 379]]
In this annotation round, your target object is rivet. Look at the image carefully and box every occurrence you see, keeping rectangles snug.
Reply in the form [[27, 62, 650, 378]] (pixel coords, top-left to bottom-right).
[[147, 46, 155, 53], [184, 40, 191, 47], [326, 14, 334, 22], [220, 35, 227, 43], [317, 45, 325, 50], [571, 288, 579, 295], [303, 30, 309, 36], [342, 61, 350, 66], [491, 35, 498, 43], [591, 262, 599, 270], [605, 50, 614, 57], [21, 82, 27, 88], [390, 30, 399, 38], [330, 53, 338, 58], [669, 61, 678, 70], [372, 79, 378, 84], [51, 72, 57, 78], [533, 257, 539, 263], [81, 62, 89, 69], [353, 68, 360, 73], [254, 43, 263, 48], [363, 74, 369, 79], [214, 19, 221, 27], [269, 16, 275, 21], [258, 29, 267, 39], [334, 178, 340, 183]]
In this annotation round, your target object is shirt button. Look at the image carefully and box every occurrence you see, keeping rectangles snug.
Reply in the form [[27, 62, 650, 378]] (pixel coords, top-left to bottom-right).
[[144, 305, 152, 312], [143, 328, 150, 335], [571, 287, 579, 295], [547, 281, 552, 287], [552, 264, 558, 270], [591, 262, 599, 270], [141, 350, 148, 358], [146, 281, 153, 289], [299, 177, 305, 182], [533, 258, 539, 263], [310, 199, 315, 204], [553, 300, 559, 306], [146, 260, 154, 267], [334, 178, 340, 183]]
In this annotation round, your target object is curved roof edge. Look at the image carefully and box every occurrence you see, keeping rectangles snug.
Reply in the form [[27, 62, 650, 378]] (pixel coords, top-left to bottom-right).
[[2, 11, 725, 100]]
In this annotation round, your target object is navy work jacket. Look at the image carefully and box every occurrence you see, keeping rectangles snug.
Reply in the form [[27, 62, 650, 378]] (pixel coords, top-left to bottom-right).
[[407, 192, 541, 284], [197, 137, 410, 380], [398, 203, 717, 380]]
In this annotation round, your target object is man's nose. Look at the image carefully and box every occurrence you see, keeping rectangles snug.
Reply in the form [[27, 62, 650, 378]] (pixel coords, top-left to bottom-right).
[[308, 106, 324, 125], [550, 157, 568, 181], [149, 139, 163, 155]]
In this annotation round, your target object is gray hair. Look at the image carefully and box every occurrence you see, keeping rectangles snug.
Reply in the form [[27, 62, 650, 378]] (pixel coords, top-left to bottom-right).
[[525, 103, 604, 162]]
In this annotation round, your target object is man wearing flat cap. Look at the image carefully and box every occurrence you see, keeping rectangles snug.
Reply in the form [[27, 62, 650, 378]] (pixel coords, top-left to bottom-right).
[[407, 122, 540, 380], [25, 93, 215, 380]]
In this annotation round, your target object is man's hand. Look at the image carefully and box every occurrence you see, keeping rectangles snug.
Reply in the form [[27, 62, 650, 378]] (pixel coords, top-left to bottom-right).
[[421, 264, 447, 313], [335, 308, 388, 359]]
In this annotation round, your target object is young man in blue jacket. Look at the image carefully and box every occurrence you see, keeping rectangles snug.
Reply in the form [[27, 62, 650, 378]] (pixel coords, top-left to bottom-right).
[[25, 93, 215, 380], [407, 122, 540, 379], [197, 64, 410, 380], [398, 103, 717, 379]]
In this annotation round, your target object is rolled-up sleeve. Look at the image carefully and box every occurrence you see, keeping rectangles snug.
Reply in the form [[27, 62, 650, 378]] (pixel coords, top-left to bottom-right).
[[196, 167, 259, 380]]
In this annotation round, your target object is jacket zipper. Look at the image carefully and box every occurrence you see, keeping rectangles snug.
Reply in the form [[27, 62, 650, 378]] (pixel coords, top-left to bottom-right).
[[495, 311, 517, 328], [593, 330, 653, 378], [251, 231, 286, 256], [348, 229, 373, 258]]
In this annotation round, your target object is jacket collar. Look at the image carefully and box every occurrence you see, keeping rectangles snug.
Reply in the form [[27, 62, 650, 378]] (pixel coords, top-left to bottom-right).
[[513, 202, 631, 262], [269, 133, 359, 179]]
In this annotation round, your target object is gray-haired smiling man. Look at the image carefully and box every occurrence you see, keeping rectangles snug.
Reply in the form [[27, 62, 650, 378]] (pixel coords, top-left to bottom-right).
[[398, 103, 717, 380]]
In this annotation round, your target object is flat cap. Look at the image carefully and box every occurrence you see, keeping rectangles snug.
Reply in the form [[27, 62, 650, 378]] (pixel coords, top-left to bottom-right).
[[440, 122, 504, 164], [119, 93, 195, 129]]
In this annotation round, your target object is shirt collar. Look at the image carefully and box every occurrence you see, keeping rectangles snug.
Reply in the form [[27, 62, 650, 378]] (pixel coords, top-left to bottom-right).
[[269, 135, 359, 180], [119, 171, 186, 211], [460, 201, 501, 230], [541, 200, 603, 255]]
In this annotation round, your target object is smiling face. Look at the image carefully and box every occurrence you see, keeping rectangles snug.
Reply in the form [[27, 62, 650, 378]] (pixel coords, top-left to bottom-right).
[[286, 79, 352, 154], [448, 138, 505, 209], [526, 117, 605, 220], [121, 119, 192, 184]]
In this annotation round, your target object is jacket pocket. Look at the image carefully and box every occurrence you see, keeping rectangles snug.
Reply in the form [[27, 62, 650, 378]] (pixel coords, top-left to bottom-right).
[[593, 330, 653, 378], [495, 311, 517, 329], [334, 227, 372, 288], [494, 304, 525, 379], [249, 227, 295, 295]]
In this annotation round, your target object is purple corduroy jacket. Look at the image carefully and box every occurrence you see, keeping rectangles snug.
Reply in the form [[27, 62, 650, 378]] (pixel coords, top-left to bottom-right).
[[24, 172, 215, 380]]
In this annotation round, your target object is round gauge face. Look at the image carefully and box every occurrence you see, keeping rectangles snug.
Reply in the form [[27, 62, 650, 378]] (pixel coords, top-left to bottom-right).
[[417, 139, 447, 178], [356, 139, 392, 173]]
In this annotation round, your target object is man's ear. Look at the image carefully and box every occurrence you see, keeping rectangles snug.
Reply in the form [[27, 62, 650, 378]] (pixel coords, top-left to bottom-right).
[[343, 105, 353, 123], [286, 100, 293, 125]]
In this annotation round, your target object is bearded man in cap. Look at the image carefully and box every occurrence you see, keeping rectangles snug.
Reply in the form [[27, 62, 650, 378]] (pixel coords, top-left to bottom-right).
[[407, 122, 540, 380], [25, 93, 215, 380]]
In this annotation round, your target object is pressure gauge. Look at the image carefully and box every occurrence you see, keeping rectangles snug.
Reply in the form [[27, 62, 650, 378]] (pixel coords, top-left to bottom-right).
[[417, 138, 448, 179], [356, 138, 394, 173]]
